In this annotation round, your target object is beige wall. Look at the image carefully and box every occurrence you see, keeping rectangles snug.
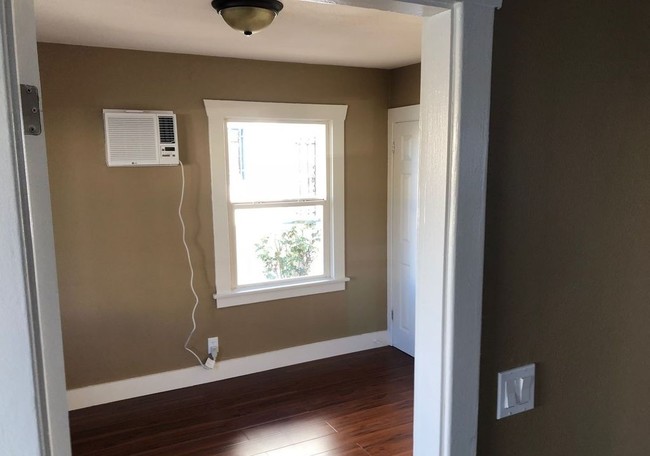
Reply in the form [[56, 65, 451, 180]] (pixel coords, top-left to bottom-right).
[[388, 63, 420, 108], [38, 43, 393, 389], [479, 1, 650, 455]]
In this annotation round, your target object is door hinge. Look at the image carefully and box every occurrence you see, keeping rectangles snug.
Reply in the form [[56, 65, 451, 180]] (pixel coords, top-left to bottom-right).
[[391, 309, 394, 321], [391, 142, 395, 154], [20, 84, 42, 136]]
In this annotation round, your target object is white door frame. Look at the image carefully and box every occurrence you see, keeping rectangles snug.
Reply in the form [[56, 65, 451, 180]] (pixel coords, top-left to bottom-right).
[[417, 4, 498, 454], [387, 104, 420, 355], [0, 0, 70, 454], [342, 1, 500, 454], [1, 0, 499, 454]]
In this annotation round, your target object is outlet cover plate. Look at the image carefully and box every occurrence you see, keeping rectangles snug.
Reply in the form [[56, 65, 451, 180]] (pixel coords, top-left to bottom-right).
[[207, 337, 219, 356]]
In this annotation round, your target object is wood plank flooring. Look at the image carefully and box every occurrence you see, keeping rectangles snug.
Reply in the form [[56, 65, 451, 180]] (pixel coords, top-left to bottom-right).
[[69, 347, 414, 455]]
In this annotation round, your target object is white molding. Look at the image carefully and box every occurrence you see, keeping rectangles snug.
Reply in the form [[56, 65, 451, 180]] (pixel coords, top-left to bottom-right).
[[414, 2, 495, 456], [4, 0, 72, 454], [411, 0, 503, 10], [310, 0, 446, 16], [414, 10, 453, 456], [0, 3, 43, 453], [445, 3, 494, 454], [67, 331, 388, 410], [460, 0, 503, 9], [204, 100, 348, 308], [387, 105, 421, 125], [215, 277, 349, 307], [386, 105, 420, 348], [321, 0, 502, 14]]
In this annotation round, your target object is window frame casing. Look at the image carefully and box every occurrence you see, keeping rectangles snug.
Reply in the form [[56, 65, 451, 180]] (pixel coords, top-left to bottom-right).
[[204, 100, 348, 308]]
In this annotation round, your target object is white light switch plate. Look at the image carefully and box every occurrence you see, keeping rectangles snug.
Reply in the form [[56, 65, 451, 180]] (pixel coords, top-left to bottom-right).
[[497, 363, 535, 419]]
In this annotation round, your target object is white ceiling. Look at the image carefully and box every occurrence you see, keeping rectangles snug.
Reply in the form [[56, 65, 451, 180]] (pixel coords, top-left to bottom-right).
[[35, 0, 442, 69]]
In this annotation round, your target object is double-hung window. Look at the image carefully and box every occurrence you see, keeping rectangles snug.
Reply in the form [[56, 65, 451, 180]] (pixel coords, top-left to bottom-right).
[[205, 100, 348, 307]]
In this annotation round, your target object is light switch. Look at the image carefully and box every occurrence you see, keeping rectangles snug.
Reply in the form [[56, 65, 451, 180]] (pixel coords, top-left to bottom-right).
[[497, 364, 535, 419]]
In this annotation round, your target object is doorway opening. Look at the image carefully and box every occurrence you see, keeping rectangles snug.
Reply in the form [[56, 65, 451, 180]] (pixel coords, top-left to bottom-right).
[[3, 0, 500, 454]]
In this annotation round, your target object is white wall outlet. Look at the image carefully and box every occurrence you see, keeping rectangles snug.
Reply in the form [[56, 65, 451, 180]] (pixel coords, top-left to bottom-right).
[[207, 337, 219, 359], [497, 363, 536, 419]]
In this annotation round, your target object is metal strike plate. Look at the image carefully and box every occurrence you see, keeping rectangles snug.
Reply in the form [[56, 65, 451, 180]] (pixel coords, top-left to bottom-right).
[[20, 84, 42, 136]]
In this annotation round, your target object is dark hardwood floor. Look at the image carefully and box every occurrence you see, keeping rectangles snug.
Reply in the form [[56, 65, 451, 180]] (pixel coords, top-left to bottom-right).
[[69, 347, 414, 455]]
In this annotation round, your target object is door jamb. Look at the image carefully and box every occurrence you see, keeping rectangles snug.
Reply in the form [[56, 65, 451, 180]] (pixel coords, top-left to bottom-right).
[[1, 0, 71, 454], [339, 1, 500, 454]]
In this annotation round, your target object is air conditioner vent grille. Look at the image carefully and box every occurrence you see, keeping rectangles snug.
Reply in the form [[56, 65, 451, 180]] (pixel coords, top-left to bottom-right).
[[158, 116, 176, 143], [106, 116, 158, 162]]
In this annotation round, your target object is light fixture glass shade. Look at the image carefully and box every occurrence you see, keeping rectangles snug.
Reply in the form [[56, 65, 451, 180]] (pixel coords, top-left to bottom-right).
[[220, 6, 278, 35]]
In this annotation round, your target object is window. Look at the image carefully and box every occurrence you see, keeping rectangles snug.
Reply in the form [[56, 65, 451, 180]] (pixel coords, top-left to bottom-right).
[[205, 100, 348, 307]]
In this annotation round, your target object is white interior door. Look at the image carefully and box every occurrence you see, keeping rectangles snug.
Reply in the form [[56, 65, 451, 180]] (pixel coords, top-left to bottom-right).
[[388, 106, 420, 357]]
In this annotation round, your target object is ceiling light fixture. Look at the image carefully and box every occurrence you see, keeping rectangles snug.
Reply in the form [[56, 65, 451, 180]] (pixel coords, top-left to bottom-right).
[[211, 0, 284, 36]]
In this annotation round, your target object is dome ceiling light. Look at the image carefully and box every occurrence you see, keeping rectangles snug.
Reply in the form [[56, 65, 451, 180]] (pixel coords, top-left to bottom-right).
[[211, 0, 284, 36]]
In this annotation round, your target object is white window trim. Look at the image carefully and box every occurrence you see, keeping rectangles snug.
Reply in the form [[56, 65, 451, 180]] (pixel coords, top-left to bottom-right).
[[204, 100, 348, 308]]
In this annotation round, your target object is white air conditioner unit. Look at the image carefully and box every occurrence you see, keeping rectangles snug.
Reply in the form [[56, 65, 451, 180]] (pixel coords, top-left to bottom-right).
[[103, 109, 179, 167]]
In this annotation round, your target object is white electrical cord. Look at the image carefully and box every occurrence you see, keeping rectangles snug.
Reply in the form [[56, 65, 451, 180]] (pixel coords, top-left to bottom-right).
[[178, 160, 211, 370]]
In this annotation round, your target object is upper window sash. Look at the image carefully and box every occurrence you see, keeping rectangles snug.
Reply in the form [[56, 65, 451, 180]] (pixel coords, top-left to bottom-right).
[[226, 120, 328, 203]]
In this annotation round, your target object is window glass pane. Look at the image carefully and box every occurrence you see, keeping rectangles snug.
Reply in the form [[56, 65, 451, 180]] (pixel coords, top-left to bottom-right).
[[227, 122, 327, 203], [234, 206, 325, 286]]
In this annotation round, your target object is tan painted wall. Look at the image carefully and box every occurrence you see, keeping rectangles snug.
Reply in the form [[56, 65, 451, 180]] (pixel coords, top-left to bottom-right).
[[38, 43, 390, 389], [388, 63, 420, 108], [479, 1, 650, 455]]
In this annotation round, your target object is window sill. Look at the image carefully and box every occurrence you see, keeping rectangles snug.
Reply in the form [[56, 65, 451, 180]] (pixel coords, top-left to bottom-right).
[[214, 277, 350, 308]]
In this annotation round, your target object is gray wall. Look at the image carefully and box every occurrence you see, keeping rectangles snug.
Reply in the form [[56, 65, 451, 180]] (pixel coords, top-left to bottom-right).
[[479, 1, 650, 455]]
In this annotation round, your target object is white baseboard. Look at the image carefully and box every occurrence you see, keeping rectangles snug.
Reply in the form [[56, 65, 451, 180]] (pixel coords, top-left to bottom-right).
[[67, 331, 388, 410]]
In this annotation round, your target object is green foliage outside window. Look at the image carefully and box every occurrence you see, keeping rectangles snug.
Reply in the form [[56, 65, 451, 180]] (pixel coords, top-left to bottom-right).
[[255, 220, 321, 280]]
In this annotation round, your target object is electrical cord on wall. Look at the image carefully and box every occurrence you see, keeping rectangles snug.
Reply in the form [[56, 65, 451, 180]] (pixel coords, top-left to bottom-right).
[[178, 160, 211, 370]]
